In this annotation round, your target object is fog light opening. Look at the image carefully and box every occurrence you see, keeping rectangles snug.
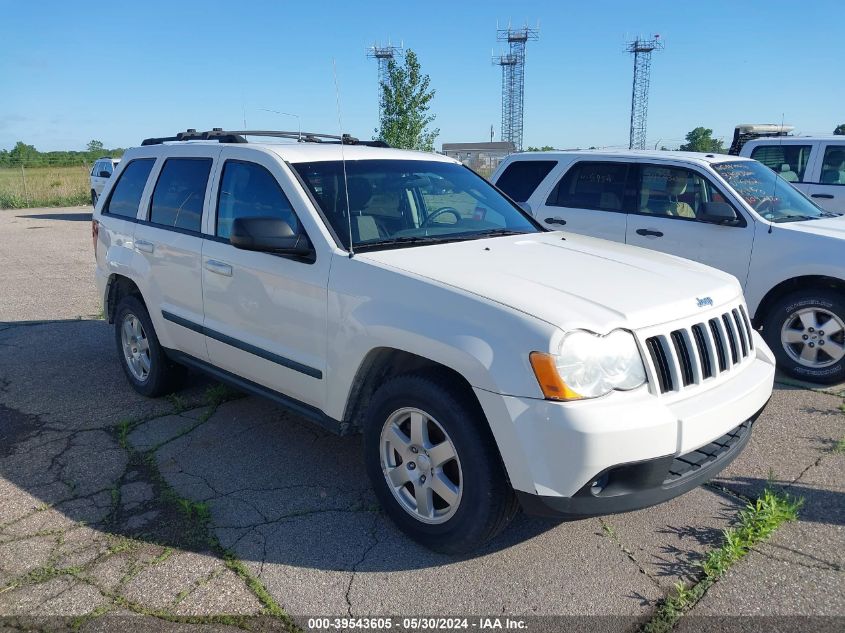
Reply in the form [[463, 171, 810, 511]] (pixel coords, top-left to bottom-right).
[[590, 473, 610, 496]]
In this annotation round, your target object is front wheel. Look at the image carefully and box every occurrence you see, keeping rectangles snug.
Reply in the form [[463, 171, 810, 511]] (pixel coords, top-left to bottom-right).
[[363, 374, 517, 554], [762, 289, 845, 384]]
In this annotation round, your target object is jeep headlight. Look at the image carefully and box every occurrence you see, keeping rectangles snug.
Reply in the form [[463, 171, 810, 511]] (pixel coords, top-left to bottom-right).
[[530, 330, 647, 401]]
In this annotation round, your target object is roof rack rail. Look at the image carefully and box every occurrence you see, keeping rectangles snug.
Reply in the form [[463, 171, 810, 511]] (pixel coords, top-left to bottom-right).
[[141, 128, 390, 147]]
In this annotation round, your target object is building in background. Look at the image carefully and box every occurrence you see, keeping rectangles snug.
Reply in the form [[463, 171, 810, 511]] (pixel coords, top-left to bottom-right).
[[441, 141, 516, 176]]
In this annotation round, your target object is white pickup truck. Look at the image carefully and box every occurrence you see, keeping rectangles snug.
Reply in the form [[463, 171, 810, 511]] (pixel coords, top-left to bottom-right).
[[93, 130, 775, 553], [739, 136, 845, 215], [493, 150, 845, 385]]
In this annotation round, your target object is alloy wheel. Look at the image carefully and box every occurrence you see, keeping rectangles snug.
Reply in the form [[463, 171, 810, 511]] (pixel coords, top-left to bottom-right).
[[780, 307, 845, 368], [379, 407, 463, 524], [121, 313, 151, 381]]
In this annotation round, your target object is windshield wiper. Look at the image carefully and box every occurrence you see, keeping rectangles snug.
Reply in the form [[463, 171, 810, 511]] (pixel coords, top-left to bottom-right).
[[356, 229, 531, 251], [355, 235, 460, 250], [466, 229, 530, 239], [773, 214, 820, 223]]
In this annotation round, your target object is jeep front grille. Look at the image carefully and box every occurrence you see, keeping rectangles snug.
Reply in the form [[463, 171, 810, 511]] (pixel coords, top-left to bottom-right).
[[644, 305, 754, 395]]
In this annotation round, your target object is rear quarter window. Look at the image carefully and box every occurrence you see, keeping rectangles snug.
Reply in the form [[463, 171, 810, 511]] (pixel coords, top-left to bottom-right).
[[494, 160, 557, 202], [104, 159, 155, 219]]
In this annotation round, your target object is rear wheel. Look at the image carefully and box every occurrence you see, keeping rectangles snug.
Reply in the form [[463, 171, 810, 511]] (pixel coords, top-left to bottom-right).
[[363, 374, 517, 554], [762, 289, 845, 384], [114, 295, 186, 397]]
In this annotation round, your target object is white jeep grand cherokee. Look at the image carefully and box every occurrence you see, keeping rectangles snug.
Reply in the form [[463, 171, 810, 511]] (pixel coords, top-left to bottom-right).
[[93, 129, 775, 554]]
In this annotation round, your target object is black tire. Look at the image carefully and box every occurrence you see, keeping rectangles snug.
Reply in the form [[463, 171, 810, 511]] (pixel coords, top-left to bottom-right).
[[762, 289, 845, 384], [363, 373, 518, 555], [114, 295, 186, 397], [91, 190, 98, 207]]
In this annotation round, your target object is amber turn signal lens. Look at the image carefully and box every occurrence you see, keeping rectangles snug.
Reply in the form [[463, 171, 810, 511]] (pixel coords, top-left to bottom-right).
[[529, 352, 583, 401]]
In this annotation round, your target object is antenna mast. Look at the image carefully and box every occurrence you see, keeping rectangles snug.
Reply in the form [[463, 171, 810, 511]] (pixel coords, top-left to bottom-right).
[[493, 23, 539, 152], [366, 41, 404, 123], [626, 35, 664, 150], [332, 59, 354, 257]]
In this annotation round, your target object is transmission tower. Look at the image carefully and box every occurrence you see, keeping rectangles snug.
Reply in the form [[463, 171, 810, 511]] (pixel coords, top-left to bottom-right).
[[366, 41, 403, 121], [493, 24, 539, 152], [627, 35, 664, 150]]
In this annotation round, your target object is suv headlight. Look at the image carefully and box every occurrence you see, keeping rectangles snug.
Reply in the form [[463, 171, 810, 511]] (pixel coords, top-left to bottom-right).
[[530, 329, 647, 401]]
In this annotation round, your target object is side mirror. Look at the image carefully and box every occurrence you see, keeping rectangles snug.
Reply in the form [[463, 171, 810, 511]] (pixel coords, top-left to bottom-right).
[[699, 201, 739, 225], [99, 170, 111, 178], [230, 217, 313, 258]]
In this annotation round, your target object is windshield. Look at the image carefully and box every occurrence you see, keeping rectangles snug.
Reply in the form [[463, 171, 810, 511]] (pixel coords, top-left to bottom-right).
[[712, 160, 828, 223], [292, 159, 540, 249]]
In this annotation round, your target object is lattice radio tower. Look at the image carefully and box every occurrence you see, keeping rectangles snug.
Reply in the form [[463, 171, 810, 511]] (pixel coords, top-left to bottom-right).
[[366, 41, 403, 121], [493, 24, 539, 152], [627, 35, 664, 150]]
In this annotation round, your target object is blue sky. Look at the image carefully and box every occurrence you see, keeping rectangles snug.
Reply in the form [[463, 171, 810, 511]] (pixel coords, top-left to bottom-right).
[[1, 0, 842, 152]]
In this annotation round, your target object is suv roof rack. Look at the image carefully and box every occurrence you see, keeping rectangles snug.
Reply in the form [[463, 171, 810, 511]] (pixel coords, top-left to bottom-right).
[[141, 128, 390, 148]]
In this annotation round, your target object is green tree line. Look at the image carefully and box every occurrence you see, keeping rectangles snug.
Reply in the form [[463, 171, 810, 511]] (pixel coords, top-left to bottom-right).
[[0, 140, 124, 168]]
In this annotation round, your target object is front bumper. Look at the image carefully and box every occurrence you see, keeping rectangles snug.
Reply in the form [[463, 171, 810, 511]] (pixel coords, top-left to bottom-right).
[[473, 333, 776, 507], [516, 412, 759, 518]]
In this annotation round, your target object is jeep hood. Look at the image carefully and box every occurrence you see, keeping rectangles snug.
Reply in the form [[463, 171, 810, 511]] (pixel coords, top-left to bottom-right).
[[359, 232, 742, 331]]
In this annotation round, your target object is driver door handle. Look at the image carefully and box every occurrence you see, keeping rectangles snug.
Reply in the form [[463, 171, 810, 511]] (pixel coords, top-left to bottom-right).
[[811, 194, 834, 199], [544, 217, 566, 226], [636, 229, 663, 237]]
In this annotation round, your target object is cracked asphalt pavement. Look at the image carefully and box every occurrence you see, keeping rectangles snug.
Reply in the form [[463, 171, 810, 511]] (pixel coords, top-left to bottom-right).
[[0, 208, 843, 631]]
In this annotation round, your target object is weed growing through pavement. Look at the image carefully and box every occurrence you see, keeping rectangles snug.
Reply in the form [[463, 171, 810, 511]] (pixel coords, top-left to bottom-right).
[[641, 487, 802, 633], [166, 393, 189, 413]]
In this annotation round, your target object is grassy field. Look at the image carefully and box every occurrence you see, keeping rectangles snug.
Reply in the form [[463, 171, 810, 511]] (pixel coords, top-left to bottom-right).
[[0, 164, 91, 209]]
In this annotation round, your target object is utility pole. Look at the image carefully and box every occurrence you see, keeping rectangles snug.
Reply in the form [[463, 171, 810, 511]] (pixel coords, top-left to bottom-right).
[[493, 23, 539, 152], [366, 41, 404, 122], [627, 35, 664, 150]]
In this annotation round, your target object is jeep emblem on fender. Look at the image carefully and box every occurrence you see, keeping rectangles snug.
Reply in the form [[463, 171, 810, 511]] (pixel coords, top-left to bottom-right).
[[697, 297, 714, 308]]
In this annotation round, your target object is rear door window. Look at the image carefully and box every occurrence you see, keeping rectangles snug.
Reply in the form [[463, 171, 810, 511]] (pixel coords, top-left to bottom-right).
[[546, 162, 630, 212], [149, 158, 212, 233], [104, 159, 155, 219], [494, 160, 557, 202], [215, 160, 300, 240], [750, 144, 813, 182], [819, 145, 845, 185]]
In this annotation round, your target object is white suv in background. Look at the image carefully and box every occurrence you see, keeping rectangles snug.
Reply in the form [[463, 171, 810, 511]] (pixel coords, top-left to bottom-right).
[[492, 150, 845, 384], [93, 129, 774, 553], [89, 157, 120, 206], [739, 137, 845, 215]]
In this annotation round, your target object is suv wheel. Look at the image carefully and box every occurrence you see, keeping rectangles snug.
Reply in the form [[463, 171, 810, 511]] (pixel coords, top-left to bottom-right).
[[114, 295, 186, 397], [363, 374, 517, 554], [763, 289, 845, 384], [91, 190, 98, 207]]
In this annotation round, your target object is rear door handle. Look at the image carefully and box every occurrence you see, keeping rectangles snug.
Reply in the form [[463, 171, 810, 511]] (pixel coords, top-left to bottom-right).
[[136, 239, 154, 253], [636, 229, 664, 237], [205, 260, 233, 277], [544, 217, 566, 226], [811, 194, 834, 199]]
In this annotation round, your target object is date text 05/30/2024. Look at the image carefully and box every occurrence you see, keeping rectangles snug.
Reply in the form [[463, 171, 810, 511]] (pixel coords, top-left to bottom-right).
[[307, 617, 528, 630]]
